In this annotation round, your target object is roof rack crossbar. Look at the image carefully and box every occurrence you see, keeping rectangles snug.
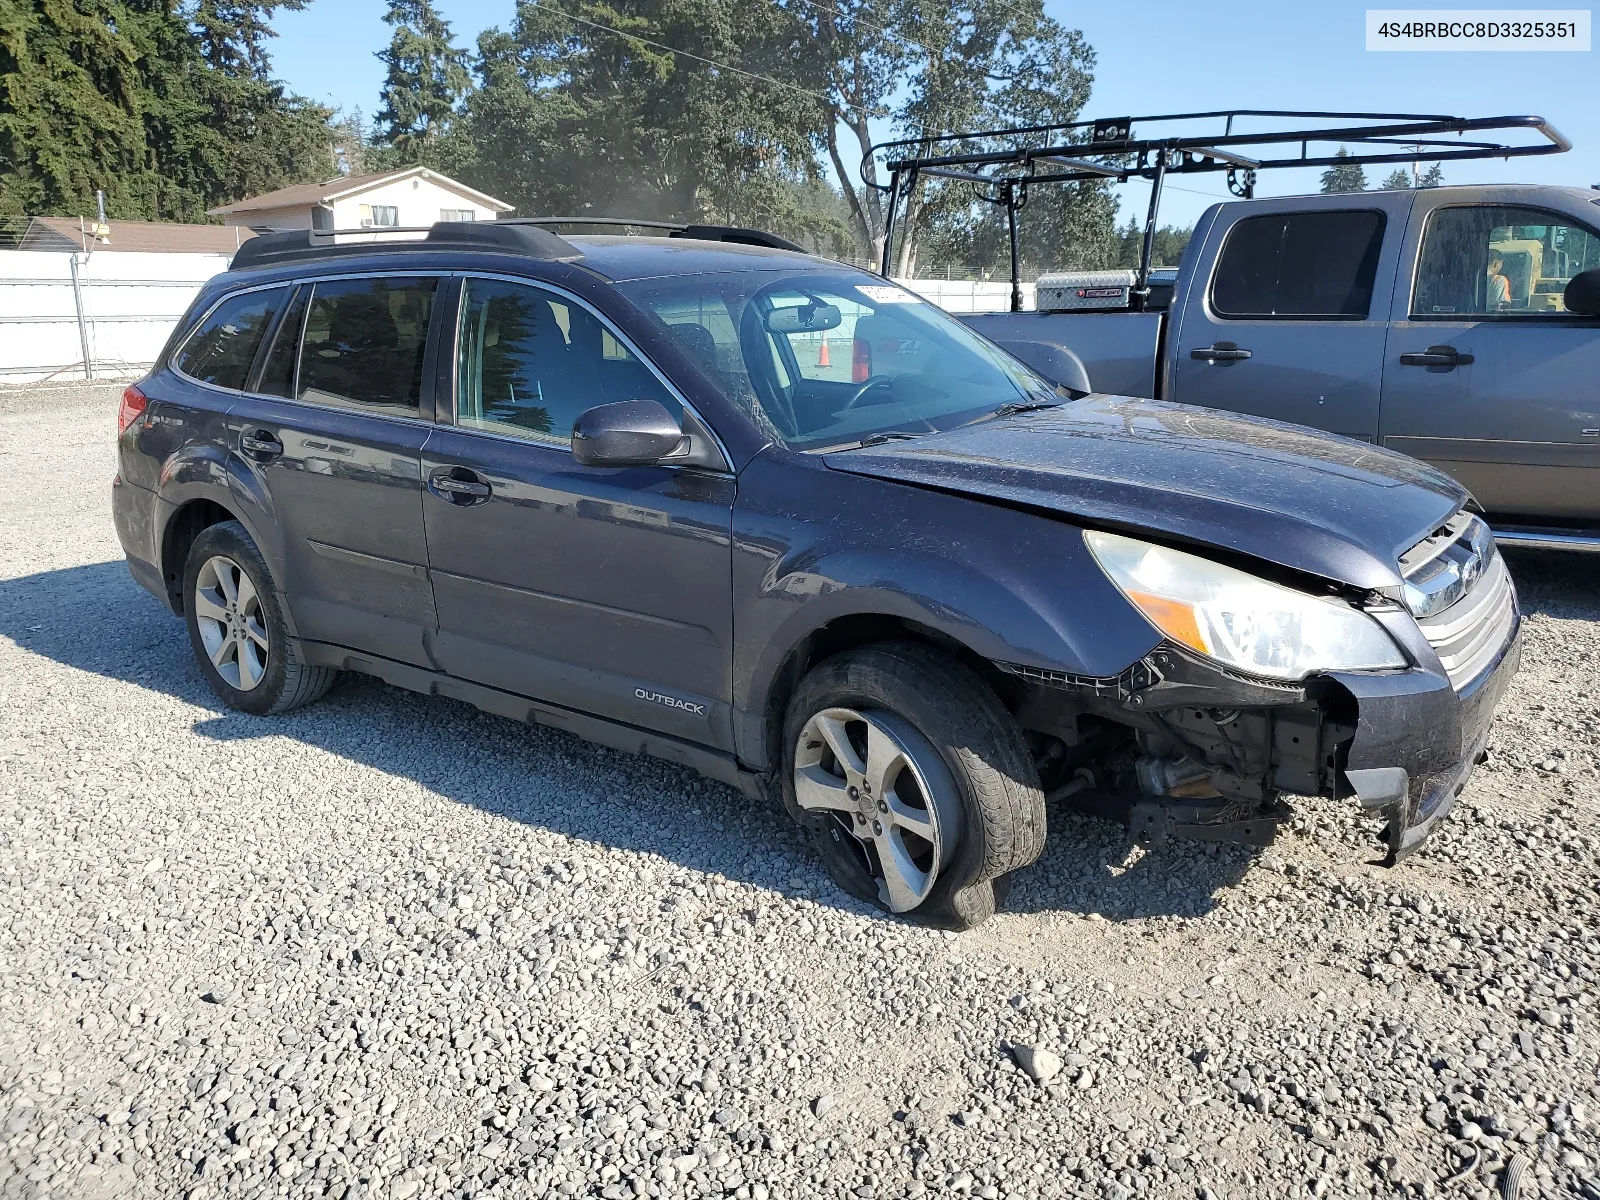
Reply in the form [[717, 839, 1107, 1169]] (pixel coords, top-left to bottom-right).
[[865, 109, 1570, 308], [227, 221, 582, 271], [519, 216, 806, 252]]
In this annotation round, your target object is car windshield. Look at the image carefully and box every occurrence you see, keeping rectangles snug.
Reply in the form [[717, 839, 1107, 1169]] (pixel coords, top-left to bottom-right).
[[616, 268, 1064, 450]]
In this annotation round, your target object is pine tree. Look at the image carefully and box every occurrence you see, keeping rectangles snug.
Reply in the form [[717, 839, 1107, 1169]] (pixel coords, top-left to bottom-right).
[[1381, 169, 1412, 190], [1418, 162, 1444, 188], [192, 0, 309, 78], [1320, 148, 1368, 194], [374, 0, 471, 163]]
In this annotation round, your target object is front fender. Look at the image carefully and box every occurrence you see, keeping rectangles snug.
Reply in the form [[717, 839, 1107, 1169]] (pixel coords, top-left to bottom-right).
[[731, 451, 1161, 766]]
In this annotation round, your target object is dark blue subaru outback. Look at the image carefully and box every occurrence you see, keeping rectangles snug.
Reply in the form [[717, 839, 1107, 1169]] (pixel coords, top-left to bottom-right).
[[112, 221, 1519, 928]]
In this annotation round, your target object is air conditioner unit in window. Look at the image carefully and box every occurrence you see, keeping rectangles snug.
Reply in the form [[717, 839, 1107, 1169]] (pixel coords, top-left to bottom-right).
[[360, 219, 373, 228]]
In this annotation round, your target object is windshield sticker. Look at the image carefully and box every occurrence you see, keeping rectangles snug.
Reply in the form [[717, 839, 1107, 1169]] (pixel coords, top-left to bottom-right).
[[856, 285, 920, 304]]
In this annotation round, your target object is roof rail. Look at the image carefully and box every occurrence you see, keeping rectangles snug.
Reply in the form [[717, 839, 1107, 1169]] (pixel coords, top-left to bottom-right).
[[516, 216, 806, 253], [228, 221, 582, 272]]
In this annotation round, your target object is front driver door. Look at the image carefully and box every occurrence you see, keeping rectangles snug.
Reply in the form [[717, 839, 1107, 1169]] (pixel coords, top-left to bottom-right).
[[1379, 198, 1600, 521], [420, 275, 738, 750]]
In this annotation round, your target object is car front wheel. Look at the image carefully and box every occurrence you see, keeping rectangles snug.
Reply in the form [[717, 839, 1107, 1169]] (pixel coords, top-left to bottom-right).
[[781, 642, 1046, 928]]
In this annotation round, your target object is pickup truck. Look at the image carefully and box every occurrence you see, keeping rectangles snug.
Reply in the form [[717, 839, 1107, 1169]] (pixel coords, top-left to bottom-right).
[[962, 183, 1600, 548]]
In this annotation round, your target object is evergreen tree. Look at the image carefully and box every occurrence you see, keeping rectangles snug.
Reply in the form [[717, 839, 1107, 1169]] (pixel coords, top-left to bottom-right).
[[1418, 162, 1444, 187], [1320, 147, 1368, 194], [374, 0, 471, 163], [1382, 168, 1413, 190], [192, 0, 309, 77]]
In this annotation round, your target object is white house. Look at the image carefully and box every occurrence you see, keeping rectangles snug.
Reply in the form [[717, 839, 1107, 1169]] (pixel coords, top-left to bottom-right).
[[208, 166, 513, 232]]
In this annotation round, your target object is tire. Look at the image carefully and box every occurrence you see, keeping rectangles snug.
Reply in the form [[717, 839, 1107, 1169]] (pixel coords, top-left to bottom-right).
[[181, 520, 337, 715], [780, 642, 1046, 929]]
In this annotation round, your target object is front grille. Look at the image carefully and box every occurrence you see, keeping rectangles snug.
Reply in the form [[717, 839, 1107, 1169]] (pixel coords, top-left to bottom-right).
[[1404, 513, 1518, 690]]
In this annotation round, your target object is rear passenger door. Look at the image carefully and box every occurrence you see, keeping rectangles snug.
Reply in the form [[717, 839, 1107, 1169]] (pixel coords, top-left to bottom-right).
[[1168, 198, 1408, 440], [224, 273, 442, 667], [420, 274, 738, 750]]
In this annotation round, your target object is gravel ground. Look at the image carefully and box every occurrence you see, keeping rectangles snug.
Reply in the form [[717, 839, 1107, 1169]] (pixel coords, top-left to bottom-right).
[[2, 383, 1599, 1200]]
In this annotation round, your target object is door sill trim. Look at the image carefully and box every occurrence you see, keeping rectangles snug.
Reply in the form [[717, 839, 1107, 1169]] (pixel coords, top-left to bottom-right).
[[296, 639, 761, 797]]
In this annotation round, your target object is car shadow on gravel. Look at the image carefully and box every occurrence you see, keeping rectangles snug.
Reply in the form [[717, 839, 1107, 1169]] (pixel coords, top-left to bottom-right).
[[4, 560, 1250, 924], [1499, 548, 1600, 620]]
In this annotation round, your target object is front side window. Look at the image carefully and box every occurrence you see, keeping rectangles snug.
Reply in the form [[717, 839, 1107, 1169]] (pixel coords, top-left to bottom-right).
[[297, 276, 438, 417], [454, 278, 680, 445], [1211, 210, 1386, 319], [620, 270, 1063, 450], [173, 287, 287, 389], [1412, 205, 1600, 318]]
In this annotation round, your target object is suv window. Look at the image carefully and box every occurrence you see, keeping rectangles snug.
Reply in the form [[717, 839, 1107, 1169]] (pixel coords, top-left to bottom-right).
[[297, 277, 438, 417], [174, 287, 287, 389], [1413, 205, 1600, 318], [1211, 211, 1386, 319], [455, 277, 679, 445]]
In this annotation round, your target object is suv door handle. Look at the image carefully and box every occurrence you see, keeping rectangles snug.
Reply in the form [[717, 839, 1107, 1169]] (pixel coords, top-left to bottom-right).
[[1399, 345, 1475, 368], [239, 430, 283, 459], [1190, 343, 1252, 362], [428, 468, 492, 505]]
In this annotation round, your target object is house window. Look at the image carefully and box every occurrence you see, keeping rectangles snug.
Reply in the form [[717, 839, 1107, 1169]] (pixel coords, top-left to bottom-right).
[[359, 204, 399, 228], [440, 208, 477, 222], [311, 206, 333, 231]]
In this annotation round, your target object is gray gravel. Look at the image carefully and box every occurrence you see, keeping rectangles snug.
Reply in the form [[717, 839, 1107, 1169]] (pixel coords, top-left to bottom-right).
[[3, 383, 1599, 1200]]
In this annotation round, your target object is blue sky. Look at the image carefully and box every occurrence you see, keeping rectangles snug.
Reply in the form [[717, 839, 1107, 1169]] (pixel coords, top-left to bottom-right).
[[268, 0, 1598, 228]]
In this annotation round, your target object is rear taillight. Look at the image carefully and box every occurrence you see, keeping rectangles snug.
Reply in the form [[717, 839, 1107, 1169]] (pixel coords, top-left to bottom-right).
[[117, 383, 148, 436], [851, 337, 872, 383]]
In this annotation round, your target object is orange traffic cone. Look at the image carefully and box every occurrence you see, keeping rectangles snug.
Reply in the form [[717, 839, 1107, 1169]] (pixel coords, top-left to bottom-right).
[[817, 338, 831, 368]]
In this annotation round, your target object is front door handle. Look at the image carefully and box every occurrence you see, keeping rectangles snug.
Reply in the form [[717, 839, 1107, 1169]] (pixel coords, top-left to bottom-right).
[[428, 468, 492, 505], [1399, 345, 1475, 369], [1190, 343, 1252, 362], [239, 430, 283, 460]]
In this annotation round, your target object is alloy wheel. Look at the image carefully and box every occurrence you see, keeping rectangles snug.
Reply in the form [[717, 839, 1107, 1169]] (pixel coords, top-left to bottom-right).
[[793, 706, 962, 911], [193, 555, 269, 692]]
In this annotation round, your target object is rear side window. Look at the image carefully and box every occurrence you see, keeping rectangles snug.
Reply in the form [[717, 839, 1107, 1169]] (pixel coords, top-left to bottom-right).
[[174, 287, 287, 388], [297, 277, 438, 417], [1211, 211, 1386, 319]]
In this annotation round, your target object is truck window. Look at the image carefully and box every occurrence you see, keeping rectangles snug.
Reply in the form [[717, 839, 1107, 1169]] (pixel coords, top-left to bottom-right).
[[1211, 211, 1386, 319], [1412, 205, 1600, 318]]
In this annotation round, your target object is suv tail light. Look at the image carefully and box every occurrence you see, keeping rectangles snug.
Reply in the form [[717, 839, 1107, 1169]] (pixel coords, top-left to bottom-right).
[[851, 337, 871, 383], [117, 383, 148, 436]]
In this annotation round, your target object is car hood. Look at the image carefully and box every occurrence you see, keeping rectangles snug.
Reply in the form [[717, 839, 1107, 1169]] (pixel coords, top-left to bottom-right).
[[822, 395, 1468, 590]]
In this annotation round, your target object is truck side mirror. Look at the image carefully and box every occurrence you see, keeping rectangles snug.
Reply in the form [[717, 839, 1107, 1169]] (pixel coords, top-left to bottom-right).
[[1564, 267, 1600, 316]]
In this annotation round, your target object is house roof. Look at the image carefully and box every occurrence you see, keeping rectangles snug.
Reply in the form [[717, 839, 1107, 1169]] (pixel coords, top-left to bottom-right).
[[208, 167, 514, 216], [17, 217, 256, 255]]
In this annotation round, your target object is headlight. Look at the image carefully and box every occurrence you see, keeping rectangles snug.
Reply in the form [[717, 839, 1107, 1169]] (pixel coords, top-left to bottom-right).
[[1085, 530, 1407, 681]]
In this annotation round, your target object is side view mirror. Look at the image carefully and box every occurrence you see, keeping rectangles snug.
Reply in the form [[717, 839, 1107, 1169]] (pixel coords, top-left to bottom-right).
[[571, 400, 687, 467], [1564, 266, 1600, 317]]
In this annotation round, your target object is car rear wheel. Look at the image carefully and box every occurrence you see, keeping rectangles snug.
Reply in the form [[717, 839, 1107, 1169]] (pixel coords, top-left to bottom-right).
[[182, 521, 337, 715], [781, 642, 1046, 928]]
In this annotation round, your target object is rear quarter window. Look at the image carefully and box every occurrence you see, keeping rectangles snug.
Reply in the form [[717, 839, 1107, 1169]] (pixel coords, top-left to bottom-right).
[[1210, 211, 1386, 319], [173, 287, 288, 389]]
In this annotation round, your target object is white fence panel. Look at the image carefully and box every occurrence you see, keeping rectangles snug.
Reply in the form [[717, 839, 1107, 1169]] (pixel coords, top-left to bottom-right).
[[0, 251, 230, 384], [893, 277, 1035, 313]]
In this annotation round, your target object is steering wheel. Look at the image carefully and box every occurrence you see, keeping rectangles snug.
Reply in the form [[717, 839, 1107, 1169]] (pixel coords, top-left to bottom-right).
[[841, 374, 896, 411]]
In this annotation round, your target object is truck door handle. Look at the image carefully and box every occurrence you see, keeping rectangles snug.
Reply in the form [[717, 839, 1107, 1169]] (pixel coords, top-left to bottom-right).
[[1399, 345, 1475, 368], [1190, 343, 1252, 362], [428, 468, 492, 505], [239, 430, 283, 460]]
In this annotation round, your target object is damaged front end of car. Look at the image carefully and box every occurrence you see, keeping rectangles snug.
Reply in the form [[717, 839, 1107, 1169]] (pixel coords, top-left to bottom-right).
[[996, 513, 1521, 864]]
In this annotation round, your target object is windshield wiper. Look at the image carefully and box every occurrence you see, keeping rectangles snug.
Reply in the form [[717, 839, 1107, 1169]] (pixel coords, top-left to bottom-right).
[[958, 399, 1063, 429], [855, 431, 927, 447]]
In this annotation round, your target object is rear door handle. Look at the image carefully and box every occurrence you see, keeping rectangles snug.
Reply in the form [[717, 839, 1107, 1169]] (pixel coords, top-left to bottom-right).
[[1399, 345, 1475, 369], [428, 468, 492, 505], [1190, 343, 1252, 362], [239, 430, 283, 460]]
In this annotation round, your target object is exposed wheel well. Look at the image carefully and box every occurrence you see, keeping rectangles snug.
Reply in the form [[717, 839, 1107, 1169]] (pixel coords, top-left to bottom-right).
[[759, 614, 1014, 775], [161, 499, 238, 613]]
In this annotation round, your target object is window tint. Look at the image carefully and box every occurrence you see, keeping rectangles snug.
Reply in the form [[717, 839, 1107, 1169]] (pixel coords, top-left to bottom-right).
[[256, 286, 307, 398], [174, 287, 286, 389], [297, 277, 438, 417], [455, 278, 679, 445], [1413, 205, 1600, 318], [1211, 211, 1386, 319]]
